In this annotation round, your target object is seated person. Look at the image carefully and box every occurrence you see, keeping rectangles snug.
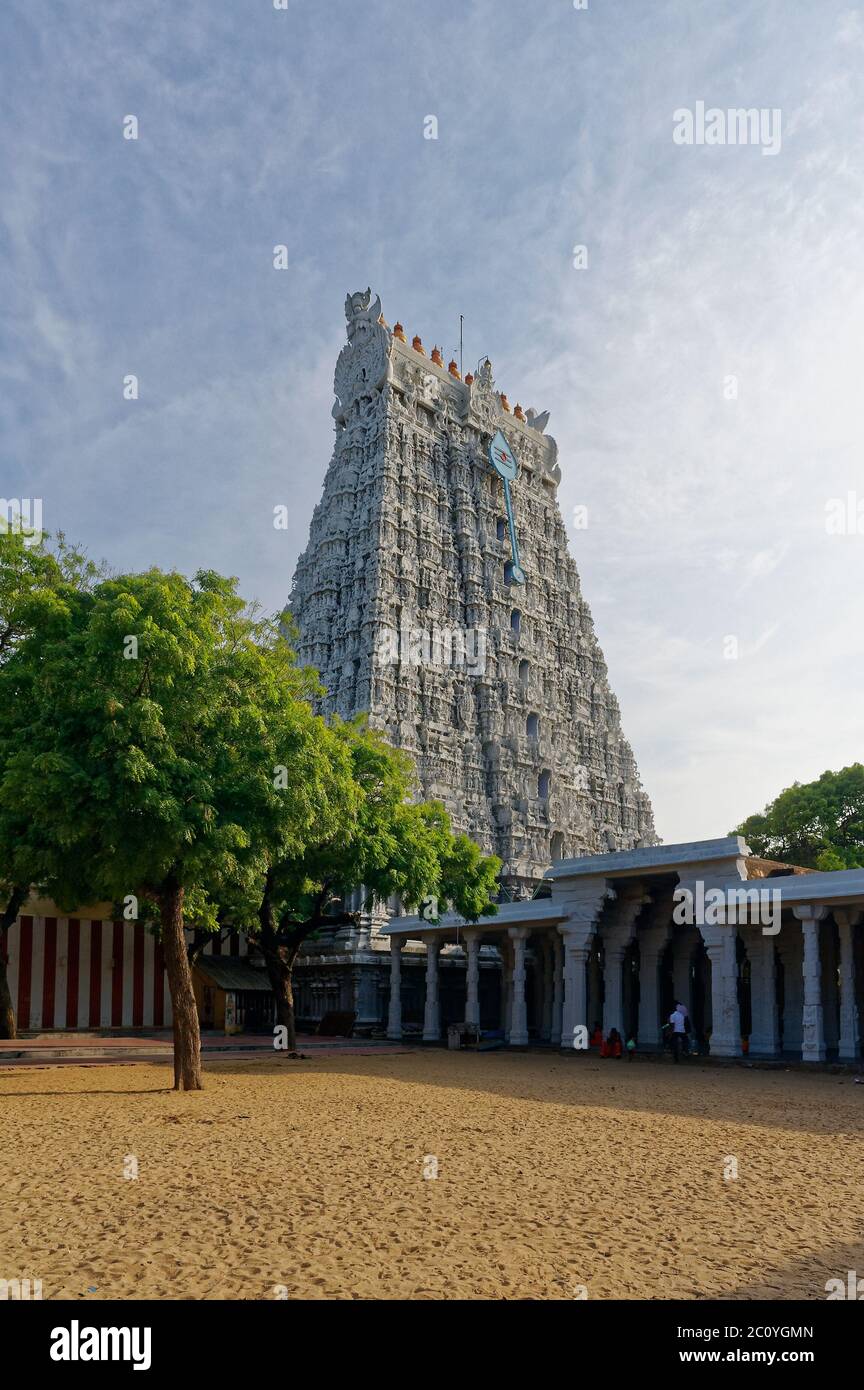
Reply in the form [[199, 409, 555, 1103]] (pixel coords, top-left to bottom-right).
[[589, 1021, 603, 1049], [601, 1027, 623, 1058]]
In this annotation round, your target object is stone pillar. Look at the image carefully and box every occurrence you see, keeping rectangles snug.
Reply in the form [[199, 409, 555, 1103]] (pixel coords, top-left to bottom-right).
[[422, 934, 442, 1042], [776, 928, 803, 1055], [498, 936, 512, 1039], [587, 947, 603, 1032], [310, 980, 321, 1022], [600, 884, 649, 1038], [745, 931, 779, 1057], [552, 881, 612, 1049], [794, 905, 827, 1063], [386, 935, 404, 1040], [637, 946, 662, 1047], [635, 899, 673, 1050], [532, 942, 544, 1039], [603, 945, 625, 1036], [821, 921, 840, 1050], [835, 910, 862, 1061], [700, 927, 740, 1057], [541, 936, 553, 1042], [559, 928, 591, 1047], [463, 928, 482, 1029], [508, 927, 530, 1046], [551, 932, 564, 1045]]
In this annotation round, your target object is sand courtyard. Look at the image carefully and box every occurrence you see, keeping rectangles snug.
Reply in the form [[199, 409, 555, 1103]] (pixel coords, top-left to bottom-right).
[[2, 1051, 862, 1301]]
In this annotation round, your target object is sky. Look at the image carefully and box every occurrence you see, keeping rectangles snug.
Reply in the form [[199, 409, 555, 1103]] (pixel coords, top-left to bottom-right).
[[2, 0, 863, 846]]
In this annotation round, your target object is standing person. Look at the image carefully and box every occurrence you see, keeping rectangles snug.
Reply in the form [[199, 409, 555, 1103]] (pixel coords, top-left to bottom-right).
[[669, 1005, 687, 1063]]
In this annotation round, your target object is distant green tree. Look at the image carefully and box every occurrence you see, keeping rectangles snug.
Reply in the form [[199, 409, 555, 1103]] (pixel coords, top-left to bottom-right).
[[734, 764, 864, 871], [236, 718, 501, 1052], [0, 527, 102, 1037]]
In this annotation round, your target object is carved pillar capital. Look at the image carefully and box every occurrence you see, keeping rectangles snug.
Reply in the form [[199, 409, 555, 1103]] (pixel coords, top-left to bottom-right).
[[792, 904, 828, 923]]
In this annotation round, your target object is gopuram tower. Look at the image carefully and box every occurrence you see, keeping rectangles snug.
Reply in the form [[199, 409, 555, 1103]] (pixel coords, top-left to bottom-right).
[[289, 290, 656, 911]]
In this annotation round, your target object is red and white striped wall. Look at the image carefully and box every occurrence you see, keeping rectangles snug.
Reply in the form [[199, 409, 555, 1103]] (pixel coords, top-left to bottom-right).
[[0, 916, 248, 1031]]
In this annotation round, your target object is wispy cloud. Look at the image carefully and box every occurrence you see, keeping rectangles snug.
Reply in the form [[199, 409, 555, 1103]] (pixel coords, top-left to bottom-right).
[[1, 0, 862, 845]]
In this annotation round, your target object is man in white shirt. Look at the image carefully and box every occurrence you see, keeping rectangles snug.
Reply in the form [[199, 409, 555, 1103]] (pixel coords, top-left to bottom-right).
[[669, 1006, 686, 1063]]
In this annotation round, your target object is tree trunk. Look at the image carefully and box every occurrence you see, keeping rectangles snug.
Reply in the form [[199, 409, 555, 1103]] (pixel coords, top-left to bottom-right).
[[0, 886, 27, 1040], [157, 877, 202, 1090], [267, 952, 298, 1052], [0, 951, 15, 1040], [258, 888, 299, 1052]]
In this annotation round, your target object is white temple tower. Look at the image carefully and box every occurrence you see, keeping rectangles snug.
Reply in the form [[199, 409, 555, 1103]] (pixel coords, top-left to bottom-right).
[[289, 290, 656, 905]]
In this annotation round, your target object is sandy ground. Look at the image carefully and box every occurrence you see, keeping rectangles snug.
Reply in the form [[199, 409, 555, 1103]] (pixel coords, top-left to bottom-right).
[[2, 1050, 863, 1301]]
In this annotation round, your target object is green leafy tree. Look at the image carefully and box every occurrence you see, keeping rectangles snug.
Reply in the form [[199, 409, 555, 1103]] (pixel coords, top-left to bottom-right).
[[0, 527, 102, 1037], [734, 764, 864, 871], [239, 718, 501, 1051], [0, 566, 338, 1086]]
